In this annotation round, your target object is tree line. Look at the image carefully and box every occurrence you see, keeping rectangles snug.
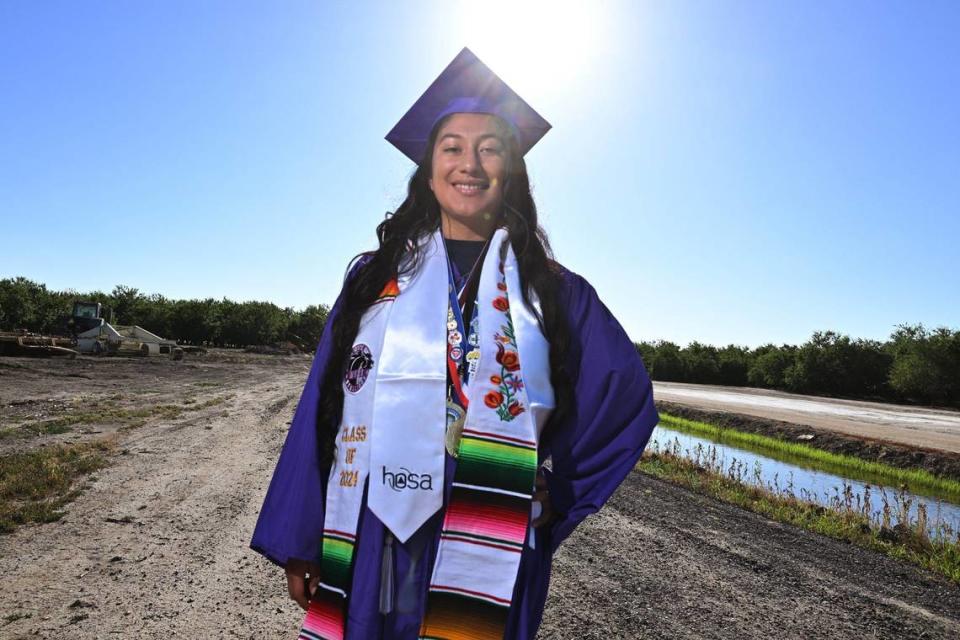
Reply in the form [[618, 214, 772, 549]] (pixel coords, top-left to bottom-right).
[[0, 277, 329, 349], [636, 327, 960, 407], [3, 276, 958, 406]]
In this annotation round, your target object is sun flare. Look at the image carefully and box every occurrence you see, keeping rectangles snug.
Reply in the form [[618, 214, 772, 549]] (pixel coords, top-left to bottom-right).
[[455, 0, 608, 98]]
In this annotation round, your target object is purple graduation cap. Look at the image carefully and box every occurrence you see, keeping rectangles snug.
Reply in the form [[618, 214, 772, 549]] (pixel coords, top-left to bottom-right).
[[385, 47, 552, 164]]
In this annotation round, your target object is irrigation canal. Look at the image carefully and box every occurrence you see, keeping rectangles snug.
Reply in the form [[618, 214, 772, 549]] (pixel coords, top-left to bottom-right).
[[649, 423, 960, 540]]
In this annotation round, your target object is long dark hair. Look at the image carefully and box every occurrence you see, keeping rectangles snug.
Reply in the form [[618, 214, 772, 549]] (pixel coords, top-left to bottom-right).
[[316, 115, 572, 467]]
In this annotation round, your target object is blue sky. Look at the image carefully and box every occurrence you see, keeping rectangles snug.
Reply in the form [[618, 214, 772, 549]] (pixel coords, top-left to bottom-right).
[[1, 1, 958, 348]]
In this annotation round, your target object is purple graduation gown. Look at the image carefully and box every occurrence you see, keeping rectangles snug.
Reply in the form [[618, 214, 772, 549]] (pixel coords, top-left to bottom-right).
[[250, 263, 659, 639]]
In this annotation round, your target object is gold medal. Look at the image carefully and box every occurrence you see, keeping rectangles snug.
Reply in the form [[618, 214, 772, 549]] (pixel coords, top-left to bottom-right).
[[445, 400, 466, 458]]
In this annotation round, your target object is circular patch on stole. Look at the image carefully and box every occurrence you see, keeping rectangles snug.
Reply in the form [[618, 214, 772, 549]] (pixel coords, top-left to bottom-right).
[[344, 343, 374, 394]]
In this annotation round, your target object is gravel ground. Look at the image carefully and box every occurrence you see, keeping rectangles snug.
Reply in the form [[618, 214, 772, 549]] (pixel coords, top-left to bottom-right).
[[1, 355, 958, 639]]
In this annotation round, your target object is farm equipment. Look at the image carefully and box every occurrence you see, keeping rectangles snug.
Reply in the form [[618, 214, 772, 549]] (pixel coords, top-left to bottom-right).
[[0, 331, 77, 358], [70, 301, 183, 359]]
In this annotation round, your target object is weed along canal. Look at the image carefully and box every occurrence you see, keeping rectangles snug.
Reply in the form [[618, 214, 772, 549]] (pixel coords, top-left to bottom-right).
[[647, 415, 960, 542]]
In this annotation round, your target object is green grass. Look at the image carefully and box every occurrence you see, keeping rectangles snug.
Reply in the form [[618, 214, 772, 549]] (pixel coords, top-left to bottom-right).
[[2, 405, 181, 439], [3, 611, 32, 625], [0, 439, 114, 533], [638, 450, 960, 584], [2, 395, 232, 440], [0, 394, 232, 534], [0, 394, 233, 533], [194, 394, 232, 409], [658, 412, 960, 498], [0, 421, 72, 440]]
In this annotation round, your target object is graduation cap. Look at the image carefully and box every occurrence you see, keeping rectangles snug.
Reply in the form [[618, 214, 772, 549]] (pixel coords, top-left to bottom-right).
[[386, 47, 552, 163]]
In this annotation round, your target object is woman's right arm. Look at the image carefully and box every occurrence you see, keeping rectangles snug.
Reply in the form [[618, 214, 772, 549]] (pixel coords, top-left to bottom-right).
[[249, 256, 372, 588], [248, 295, 343, 568]]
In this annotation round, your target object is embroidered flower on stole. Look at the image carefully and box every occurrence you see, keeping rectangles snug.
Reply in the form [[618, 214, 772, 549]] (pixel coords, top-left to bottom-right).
[[487, 264, 526, 422]]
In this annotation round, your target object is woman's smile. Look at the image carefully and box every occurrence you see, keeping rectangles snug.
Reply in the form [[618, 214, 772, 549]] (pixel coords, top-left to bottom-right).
[[452, 180, 490, 195]]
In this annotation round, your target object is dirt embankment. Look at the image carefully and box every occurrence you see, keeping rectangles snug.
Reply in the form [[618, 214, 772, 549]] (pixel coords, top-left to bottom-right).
[[0, 355, 957, 638], [541, 472, 960, 639], [658, 400, 960, 481]]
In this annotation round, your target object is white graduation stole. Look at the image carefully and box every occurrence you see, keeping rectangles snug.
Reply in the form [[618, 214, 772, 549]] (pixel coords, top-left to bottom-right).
[[365, 231, 449, 542]]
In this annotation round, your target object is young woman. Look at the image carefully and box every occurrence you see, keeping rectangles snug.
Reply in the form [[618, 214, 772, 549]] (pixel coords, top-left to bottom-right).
[[251, 48, 659, 640]]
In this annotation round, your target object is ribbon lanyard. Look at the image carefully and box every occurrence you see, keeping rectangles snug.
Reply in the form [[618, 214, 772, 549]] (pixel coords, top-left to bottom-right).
[[445, 238, 490, 407], [445, 258, 470, 407]]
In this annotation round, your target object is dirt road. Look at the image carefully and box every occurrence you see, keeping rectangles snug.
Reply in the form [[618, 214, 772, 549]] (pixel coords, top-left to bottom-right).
[[1, 355, 958, 638], [654, 381, 960, 454]]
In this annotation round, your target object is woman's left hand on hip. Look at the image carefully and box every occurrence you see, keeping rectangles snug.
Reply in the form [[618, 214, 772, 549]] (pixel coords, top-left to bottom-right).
[[530, 473, 556, 528]]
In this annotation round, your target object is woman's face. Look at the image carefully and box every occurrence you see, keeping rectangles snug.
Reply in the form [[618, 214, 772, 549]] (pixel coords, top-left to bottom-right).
[[429, 113, 508, 240]]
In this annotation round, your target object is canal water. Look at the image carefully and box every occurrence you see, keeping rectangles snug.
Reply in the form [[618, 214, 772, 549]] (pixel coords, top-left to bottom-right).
[[649, 423, 960, 541]]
